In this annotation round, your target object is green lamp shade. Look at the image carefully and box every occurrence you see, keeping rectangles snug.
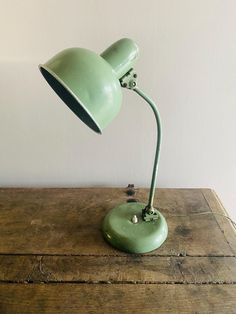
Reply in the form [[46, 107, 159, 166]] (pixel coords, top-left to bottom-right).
[[39, 38, 139, 133]]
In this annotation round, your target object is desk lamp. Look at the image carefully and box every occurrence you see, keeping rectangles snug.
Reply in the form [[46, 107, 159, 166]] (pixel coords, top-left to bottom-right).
[[39, 38, 168, 253]]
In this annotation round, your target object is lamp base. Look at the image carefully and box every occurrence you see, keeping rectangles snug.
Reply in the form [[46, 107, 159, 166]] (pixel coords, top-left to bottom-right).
[[102, 202, 168, 253]]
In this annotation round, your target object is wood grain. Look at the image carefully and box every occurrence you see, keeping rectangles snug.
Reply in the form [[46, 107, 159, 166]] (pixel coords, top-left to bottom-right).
[[0, 188, 235, 313], [202, 189, 236, 255], [0, 188, 234, 256], [0, 284, 236, 314], [0, 255, 235, 284]]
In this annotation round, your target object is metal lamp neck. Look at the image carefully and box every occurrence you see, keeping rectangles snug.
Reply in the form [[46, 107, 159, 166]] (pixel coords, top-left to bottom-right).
[[120, 71, 162, 221]]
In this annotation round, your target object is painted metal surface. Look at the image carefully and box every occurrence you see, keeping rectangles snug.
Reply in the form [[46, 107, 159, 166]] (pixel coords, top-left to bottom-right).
[[102, 202, 168, 253], [39, 38, 139, 133], [133, 87, 162, 212], [39, 38, 168, 253], [101, 38, 139, 79], [120, 71, 162, 214], [39, 48, 122, 133], [102, 83, 167, 253]]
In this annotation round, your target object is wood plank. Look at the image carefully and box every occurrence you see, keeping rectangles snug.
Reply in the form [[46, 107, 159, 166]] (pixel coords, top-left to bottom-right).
[[0, 188, 234, 256], [0, 283, 235, 314], [0, 255, 235, 284], [0, 188, 235, 313], [202, 189, 236, 254]]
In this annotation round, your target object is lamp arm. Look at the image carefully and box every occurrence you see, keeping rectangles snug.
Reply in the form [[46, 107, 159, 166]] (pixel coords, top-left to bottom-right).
[[132, 87, 162, 213]]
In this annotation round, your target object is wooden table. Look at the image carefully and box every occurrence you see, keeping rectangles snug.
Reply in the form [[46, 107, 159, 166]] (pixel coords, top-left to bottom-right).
[[0, 187, 235, 313]]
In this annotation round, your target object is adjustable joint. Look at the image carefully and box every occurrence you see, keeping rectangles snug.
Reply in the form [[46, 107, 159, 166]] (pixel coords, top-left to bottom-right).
[[120, 69, 138, 90], [142, 205, 159, 222]]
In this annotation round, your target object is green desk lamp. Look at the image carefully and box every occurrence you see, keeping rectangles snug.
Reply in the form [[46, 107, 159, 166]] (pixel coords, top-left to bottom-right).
[[39, 38, 168, 253]]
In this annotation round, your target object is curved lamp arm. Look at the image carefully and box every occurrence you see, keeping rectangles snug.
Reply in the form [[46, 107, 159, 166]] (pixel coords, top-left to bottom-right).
[[133, 87, 162, 213], [120, 70, 162, 219]]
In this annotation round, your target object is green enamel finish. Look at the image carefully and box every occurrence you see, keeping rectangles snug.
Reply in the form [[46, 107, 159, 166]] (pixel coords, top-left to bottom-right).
[[39, 38, 169, 254], [102, 202, 168, 253], [101, 38, 139, 79], [39, 48, 122, 133], [133, 87, 162, 211]]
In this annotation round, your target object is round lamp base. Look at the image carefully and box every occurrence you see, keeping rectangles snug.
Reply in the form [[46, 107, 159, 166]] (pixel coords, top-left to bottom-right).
[[102, 202, 168, 253]]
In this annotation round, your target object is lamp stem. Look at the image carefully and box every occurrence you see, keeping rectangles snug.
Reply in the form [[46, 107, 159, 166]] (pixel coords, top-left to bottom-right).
[[133, 87, 162, 211]]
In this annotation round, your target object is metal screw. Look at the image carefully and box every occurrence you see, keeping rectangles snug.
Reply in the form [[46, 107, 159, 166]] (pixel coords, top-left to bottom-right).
[[131, 215, 139, 224], [147, 207, 154, 214]]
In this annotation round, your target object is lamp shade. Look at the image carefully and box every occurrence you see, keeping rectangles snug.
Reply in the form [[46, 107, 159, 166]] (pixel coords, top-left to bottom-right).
[[39, 38, 139, 133]]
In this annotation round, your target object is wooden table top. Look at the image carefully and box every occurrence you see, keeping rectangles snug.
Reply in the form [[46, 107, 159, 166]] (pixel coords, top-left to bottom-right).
[[0, 187, 235, 313]]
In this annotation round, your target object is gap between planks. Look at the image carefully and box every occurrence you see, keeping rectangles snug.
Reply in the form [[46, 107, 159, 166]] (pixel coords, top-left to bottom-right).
[[0, 253, 235, 257], [0, 281, 236, 285]]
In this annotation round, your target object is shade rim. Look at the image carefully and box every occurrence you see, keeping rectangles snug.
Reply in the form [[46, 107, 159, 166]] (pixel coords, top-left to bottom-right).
[[38, 64, 103, 134]]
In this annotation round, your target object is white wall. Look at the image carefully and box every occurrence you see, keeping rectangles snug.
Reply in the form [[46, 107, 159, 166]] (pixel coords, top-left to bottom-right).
[[0, 0, 235, 220]]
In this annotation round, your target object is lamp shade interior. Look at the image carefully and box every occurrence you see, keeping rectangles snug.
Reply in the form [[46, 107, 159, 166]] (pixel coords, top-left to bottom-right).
[[40, 66, 101, 133]]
